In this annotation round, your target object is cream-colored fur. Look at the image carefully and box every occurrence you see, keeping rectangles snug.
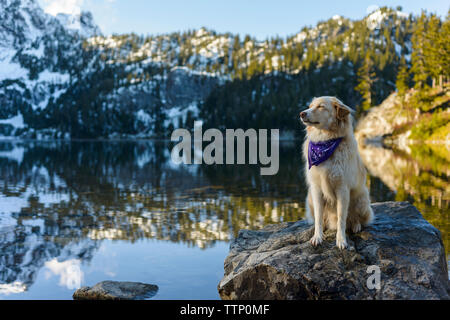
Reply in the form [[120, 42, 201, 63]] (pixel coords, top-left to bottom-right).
[[300, 96, 373, 249]]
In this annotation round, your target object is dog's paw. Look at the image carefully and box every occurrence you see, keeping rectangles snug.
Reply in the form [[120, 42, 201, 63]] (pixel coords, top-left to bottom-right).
[[336, 235, 348, 249], [352, 223, 361, 233], [310, 234, 323, 246]]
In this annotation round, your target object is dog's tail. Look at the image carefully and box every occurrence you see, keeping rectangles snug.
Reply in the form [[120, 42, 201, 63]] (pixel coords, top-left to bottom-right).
[[360, 205, 374, 226]]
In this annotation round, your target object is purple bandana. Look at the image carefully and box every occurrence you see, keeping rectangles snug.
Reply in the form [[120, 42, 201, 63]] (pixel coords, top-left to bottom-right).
[[308, 137, 343, 169]]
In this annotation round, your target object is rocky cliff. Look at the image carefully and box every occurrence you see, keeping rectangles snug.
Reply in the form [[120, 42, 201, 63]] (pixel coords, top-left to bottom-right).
[[355, 89, 450, 149], [355, 92, 413, 143]]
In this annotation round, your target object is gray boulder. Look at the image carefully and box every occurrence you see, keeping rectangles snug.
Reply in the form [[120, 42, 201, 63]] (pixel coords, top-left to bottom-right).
[[73, 281, 158, 300], [218, 202, 449, 300]]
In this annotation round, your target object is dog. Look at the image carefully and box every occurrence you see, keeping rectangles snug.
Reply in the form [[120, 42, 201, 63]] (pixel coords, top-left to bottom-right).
[[300, 96, 373, 249]]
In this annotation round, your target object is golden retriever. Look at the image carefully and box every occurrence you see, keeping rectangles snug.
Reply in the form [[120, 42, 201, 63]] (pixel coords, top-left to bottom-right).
[[300, 96, 373, 249]]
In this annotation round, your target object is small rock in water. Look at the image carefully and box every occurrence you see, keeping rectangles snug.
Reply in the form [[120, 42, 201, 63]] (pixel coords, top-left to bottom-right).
[[73, 281, 158, 300]]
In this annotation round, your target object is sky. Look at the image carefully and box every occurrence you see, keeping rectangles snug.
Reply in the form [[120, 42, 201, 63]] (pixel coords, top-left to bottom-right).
[[38, 0, 449, 39]]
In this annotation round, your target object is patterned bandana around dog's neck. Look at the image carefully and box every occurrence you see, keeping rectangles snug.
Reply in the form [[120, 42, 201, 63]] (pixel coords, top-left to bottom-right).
[[308, 137, 343, 169]]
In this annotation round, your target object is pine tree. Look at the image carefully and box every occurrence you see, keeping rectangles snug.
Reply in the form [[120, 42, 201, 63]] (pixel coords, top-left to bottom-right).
[[411, 12, 429, 89], [232, 35, 241, 78], [424, 14, 442, 87], [151, 83, 166, 136], [355, 52, 376, 111], [396, 56, 410, 98], [439, 10, 450, 86]]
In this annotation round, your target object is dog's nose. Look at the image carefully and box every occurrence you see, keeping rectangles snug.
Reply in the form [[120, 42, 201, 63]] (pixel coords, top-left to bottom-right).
[[300, 111, 306, 119]]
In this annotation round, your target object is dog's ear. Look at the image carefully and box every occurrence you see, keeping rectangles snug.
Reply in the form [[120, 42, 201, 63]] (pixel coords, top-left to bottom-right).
[[333, 98, 353, 120]]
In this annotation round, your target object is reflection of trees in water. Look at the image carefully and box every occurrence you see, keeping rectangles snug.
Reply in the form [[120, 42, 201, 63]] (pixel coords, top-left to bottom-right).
[[359, 142, 449, 205], [0, 140, 306, 288], [359, 142, 449, 254]]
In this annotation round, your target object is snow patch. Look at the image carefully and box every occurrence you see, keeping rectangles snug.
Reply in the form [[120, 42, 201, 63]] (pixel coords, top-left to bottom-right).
[[0, 113, 25, 129], [0, 282, 27, 295]]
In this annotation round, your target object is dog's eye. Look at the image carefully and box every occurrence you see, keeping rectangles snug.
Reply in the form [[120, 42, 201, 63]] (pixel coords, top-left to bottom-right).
[[317, 105, 324, 109]]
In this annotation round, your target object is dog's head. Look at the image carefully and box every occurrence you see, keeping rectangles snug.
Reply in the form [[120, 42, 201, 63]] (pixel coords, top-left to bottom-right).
[[300, 96, 353, 131]]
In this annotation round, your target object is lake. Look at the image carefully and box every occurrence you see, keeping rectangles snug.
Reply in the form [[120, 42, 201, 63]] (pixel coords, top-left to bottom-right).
[[0, 140, 448, 299]]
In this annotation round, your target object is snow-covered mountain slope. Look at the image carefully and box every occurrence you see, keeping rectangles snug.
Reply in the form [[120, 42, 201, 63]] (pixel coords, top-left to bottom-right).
[[0, 0, 102, 137], [0, 1, 416, 139], [54, 11, 100, 37]]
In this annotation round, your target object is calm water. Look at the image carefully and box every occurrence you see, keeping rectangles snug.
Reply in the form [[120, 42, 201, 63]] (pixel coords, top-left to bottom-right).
[[0, 140, 448, 299]]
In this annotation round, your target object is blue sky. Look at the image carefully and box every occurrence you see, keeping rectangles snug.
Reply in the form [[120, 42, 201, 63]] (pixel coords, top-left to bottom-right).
[[39, 0, 449, 39]]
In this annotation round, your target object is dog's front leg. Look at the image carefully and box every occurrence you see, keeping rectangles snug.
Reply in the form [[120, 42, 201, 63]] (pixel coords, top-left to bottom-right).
[[310, 185, 324, 246], [336, 187, 350, 249]]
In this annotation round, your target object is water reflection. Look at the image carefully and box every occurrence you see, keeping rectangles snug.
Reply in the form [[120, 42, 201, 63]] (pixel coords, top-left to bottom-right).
[[0, 140, 305, 296], [44, 258, 83, 290], [0, 139, 447, 298], [359, 141, 449, 253]]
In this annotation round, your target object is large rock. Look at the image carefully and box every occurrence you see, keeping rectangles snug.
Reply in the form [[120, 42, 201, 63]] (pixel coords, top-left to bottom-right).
[[73, 281, 158, 300], [218, 202, 449, 300]]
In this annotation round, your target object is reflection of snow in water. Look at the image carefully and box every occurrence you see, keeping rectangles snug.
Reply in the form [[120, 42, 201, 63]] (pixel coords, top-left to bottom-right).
[[0, 281, 27, 295], [44, 259, 83, 290], [0, 141, 308, 298], [0, 145, 25, 164], [0, 165, 71, 216], [0, 195, 26, 225]]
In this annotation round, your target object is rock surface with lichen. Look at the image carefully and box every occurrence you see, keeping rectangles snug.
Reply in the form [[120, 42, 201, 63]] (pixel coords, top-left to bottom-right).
[[218, 202, 449, 300]]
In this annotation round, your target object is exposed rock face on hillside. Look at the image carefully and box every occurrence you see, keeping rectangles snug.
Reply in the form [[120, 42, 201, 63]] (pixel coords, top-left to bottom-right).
[[218, 202, 449, 300], [355, 92, 415, 143], [165, 67, 219, 108]]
